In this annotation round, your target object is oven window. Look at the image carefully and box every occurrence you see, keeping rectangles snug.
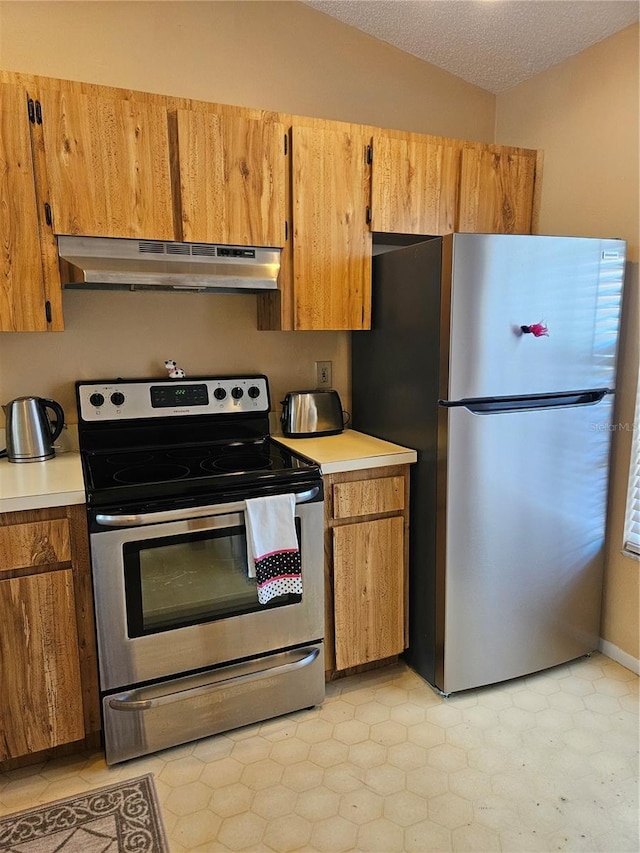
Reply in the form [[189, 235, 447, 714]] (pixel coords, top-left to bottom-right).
[[123, 522, 302, 636]]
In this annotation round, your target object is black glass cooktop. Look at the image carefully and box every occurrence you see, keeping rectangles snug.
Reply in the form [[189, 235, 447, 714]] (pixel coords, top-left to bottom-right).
[[82, 438, 320, 506]]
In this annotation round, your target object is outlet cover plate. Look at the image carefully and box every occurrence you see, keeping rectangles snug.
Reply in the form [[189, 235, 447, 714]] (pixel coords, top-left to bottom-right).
[[316, 360, 332, 388]]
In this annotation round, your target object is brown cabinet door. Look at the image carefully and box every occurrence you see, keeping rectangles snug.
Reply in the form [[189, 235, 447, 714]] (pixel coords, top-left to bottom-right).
[[291, 124, 372, 330], [40, 89, 174, 239], [333, 516, 405, 670], [0, 83, 49, 331], [0, 570, 85, 760], [458, 146, 537, 234], [175, 110, 286, 247], [0, 518, 71, 573], [371, 133, 460, 235]]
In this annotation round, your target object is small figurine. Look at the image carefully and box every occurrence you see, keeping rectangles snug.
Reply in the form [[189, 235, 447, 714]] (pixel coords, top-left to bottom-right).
[[520, 322, 549, 338], [164, 359, 187, 379]]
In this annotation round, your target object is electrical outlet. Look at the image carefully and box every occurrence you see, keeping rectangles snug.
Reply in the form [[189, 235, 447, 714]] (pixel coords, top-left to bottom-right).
[[316, 360, 332, 388]]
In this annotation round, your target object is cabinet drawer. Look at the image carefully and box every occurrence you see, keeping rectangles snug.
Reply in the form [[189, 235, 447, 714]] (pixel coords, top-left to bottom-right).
[[333, 476, 405, 519], [0, 519, 71, 573]]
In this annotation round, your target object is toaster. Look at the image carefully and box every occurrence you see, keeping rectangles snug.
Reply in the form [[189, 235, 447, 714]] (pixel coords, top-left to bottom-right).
[[280, 390, 344, 437]]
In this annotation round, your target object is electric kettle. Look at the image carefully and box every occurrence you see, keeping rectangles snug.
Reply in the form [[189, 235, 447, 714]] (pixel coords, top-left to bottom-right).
[[2, 397, 65, 463]]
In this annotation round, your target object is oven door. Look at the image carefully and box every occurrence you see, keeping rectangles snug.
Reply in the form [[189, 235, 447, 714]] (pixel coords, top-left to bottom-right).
[[89, 486, 324, 692]]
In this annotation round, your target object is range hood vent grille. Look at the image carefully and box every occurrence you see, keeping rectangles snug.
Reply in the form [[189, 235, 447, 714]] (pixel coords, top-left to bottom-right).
[[191, 244, 218, 257], [58, 236, 281, 292], [138, 241, 166, 254]]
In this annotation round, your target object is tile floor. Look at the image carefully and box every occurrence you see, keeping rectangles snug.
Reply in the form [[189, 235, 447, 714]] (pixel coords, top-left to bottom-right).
[[0, 652, 638, 852]]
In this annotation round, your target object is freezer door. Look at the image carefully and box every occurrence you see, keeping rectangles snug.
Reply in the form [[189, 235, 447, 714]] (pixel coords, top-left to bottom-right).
[[447, 234, 625, 400], [442, 395, 614, 694]]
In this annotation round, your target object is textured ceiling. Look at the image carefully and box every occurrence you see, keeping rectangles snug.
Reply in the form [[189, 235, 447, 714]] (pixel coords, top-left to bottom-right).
[[305, 0, 640, 93]]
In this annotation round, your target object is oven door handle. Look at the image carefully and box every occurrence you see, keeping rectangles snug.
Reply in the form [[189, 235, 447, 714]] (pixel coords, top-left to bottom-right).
[[94, 485, 321, 527], [107, 647, 320, 711]]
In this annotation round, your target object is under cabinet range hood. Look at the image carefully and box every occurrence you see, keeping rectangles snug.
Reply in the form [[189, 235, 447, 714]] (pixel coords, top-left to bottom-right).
[[57, 236, 281, 292]]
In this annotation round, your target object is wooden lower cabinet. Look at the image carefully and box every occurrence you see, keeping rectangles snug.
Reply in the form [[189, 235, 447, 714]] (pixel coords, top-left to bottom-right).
[[0, 505, 100, 766], [324, 465, 410, 676], [0, 570, 84, 757], [333, 516, 405, 670]]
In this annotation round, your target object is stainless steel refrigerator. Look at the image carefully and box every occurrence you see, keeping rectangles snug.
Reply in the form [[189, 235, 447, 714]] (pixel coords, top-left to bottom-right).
[[352, 232, 626, 694]]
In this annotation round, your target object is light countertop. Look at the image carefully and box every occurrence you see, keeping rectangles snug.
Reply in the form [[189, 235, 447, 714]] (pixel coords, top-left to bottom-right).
[[0, 451, 86, 513], [0, 430, 416, 514], [273, 429, 417, 474]]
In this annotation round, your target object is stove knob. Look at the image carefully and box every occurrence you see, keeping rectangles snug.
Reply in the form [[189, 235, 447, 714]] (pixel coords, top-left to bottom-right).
[[89, 392, 105, 407], [248, 386, 261, 399], [110, 391, 125, 407], [214, 388, 227, 400], [231, 387, 244, 400]]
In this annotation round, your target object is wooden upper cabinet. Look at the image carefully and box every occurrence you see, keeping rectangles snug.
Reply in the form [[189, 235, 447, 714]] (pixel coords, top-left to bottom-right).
[[0, 82, 49, 331], [291, 124, 372, 330], [174, 110, 286, 247], [39, 89, 175, 239], [371, 133, 460, 235], [458, 145, 537, 234]]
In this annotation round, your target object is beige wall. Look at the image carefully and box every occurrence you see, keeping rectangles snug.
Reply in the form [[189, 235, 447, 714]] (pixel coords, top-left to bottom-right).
[[0, 0, 494, 421], [496, 25, 639, 263], [1, 291, 350, 430], [496, 25, 640, 662], [0, 0, 496, 138]]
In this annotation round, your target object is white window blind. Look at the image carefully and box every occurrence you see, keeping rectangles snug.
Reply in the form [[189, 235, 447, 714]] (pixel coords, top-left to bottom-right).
[[623, 379, 640, 556]]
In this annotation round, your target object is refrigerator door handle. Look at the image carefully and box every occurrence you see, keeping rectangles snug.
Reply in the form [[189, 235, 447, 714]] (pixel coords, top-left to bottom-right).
[[439, 389, 609, 414]]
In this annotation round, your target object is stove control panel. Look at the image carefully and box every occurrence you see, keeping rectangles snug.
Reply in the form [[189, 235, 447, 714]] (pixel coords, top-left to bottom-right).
[[77, 375, 270, 421]]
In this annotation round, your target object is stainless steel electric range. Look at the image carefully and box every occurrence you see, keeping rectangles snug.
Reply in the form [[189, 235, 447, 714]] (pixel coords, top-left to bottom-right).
[[76, 374, 325, 764]]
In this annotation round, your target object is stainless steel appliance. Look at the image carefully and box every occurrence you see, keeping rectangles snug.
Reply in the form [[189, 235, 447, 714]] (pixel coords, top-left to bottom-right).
[[281, 389, 345, 437], [2, 396, 65, 462], [76, 374, 324, 764], [58, 236, 280, 292], [352, 232, 626, 695]]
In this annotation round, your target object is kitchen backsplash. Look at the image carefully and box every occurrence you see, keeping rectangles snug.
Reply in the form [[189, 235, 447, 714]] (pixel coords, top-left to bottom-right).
[[0, 290, 350, 426]]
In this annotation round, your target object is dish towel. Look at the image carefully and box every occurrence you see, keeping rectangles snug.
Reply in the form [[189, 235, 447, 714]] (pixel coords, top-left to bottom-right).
[[244, 493, 303, 605]]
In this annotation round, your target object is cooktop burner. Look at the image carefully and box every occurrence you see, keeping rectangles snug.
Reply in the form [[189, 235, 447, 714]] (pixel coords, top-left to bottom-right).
[[206, 452, 273, 474], [87, 440, 301, 489], [113, 463, 192, 485], [76, 374, 321, 509], [81, 438, 317, 506]]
